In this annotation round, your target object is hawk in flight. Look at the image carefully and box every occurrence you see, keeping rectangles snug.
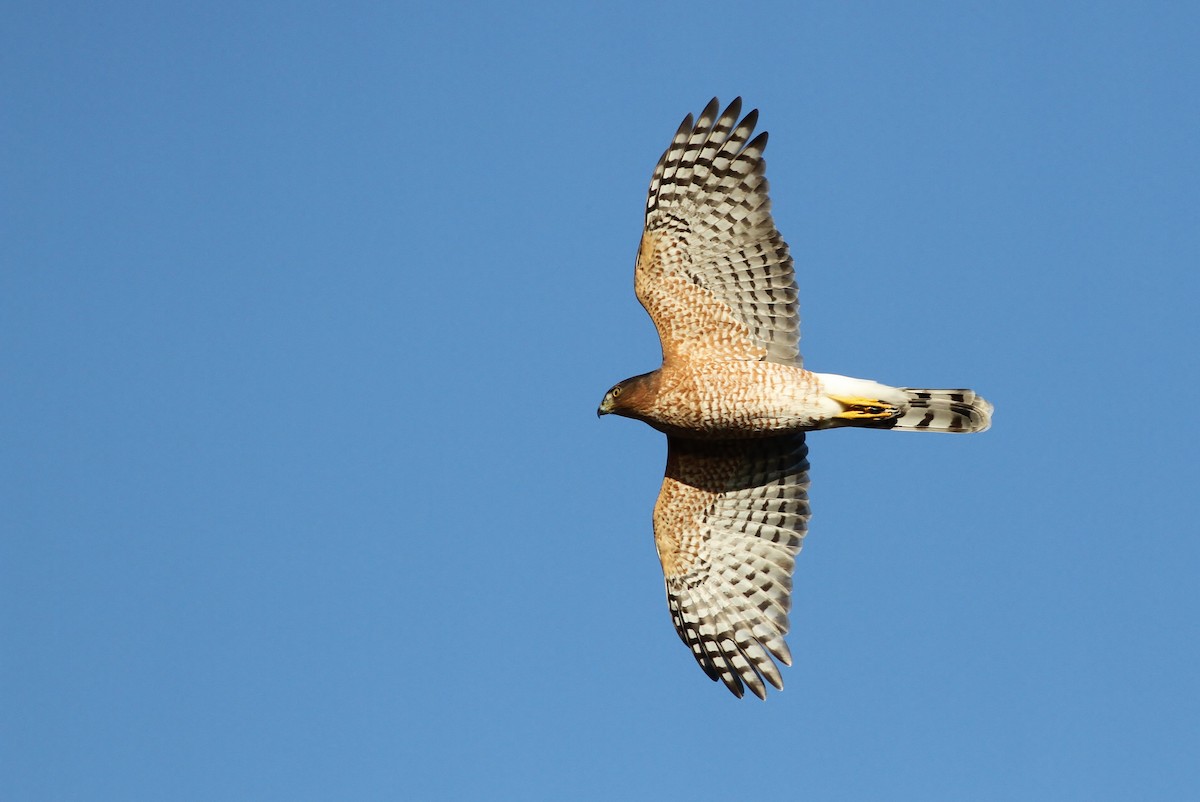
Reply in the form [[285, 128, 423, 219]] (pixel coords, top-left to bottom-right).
[[598, 98, 992, 699]]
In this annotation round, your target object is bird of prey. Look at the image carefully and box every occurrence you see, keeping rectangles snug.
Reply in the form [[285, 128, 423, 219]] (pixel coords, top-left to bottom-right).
[[597, 98, 992, 699]]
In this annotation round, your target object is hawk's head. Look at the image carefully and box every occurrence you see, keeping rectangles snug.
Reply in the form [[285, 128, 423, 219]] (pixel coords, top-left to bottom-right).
[[597, 371, 659, 419]]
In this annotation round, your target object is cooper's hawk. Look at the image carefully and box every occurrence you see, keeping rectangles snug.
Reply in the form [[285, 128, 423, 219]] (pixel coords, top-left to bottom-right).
[[598, 98, 992, 699]]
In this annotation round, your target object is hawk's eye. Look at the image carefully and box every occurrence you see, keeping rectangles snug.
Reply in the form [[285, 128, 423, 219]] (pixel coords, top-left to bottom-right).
[[611, 386, 623, 398]]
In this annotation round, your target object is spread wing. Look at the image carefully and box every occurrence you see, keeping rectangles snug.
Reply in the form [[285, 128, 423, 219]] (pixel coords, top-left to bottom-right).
[[634, 98, 800, 367], [654, 433, 810, 698]]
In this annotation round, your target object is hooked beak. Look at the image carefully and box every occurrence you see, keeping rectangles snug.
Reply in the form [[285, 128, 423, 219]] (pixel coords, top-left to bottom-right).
[[597, 396, 613, 417]]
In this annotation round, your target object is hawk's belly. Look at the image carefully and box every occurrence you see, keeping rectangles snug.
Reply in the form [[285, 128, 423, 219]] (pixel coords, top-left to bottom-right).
[[643, 363, 833, 438]]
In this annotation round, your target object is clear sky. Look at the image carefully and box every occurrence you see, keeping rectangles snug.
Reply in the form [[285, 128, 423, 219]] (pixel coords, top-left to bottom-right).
[[3, 2, 1198, 800]]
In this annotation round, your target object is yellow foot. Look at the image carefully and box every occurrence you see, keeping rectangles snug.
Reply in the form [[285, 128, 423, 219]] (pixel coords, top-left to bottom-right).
[[828, 394, 901, 421]]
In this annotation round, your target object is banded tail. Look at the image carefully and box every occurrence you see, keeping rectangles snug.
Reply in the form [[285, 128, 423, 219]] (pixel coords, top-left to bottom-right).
[[882, 388, 993, 433], [820, 374, 993, 434]]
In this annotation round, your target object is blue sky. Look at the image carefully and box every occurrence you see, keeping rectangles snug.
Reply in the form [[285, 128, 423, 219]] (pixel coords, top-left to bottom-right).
[[3, 2, 1198, 799]]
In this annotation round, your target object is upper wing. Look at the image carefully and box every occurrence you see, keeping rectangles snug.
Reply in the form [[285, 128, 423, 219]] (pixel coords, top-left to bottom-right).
[[635, 98, 800, 367], [653, 433, 810, 699]]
